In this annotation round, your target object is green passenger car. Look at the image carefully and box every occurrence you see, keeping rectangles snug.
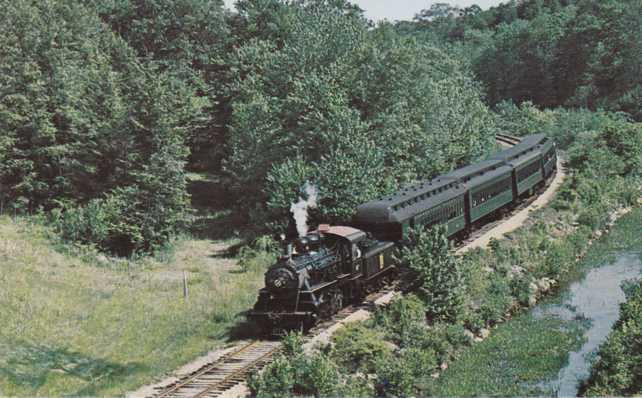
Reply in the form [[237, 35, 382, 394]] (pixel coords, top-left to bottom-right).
[[444, 158, 514, 223], [354, 134, 555, 244], [354, 176, 467, 242]]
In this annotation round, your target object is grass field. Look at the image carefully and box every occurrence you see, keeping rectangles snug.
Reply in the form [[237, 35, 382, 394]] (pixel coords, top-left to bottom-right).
[[423, 206, 642, 396], [0, 214, 270, 396]]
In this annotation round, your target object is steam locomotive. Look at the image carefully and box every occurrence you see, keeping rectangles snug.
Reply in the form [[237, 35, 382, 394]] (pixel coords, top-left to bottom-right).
[[248, 134, 557, 333]]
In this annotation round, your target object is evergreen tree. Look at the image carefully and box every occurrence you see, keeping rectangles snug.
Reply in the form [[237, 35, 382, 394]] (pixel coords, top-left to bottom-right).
[[402, 226, 465, 323], [0, 0, 204, 254]]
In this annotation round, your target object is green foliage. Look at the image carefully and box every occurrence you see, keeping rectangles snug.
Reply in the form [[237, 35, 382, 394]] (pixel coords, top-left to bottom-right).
[[50, 67, 202, 255], [408, 0, 642, 120], [582, 280, 642, 396], [0, 0, 205, 255], [237, 235, 279, 273], [92, 0, 228, 67], [224, 0, 496, 226], [478, 274, 513, 325], [509, 275, 534, 307], [330, 322, 392, 373], [248, 355, 296, 398], [265, 158, 316, 231], [373, 295, 427, 347], [426, 313, 587, 396], [409, 322, 471, 364], [0, 0, 129, 210], [402, 226, 465, 323], [475, 12, 571, 107], [91, 0, 230, 170], [427, 208, 642, 396], [250, 331, 342, 397], [281, 330, 304, 358], [373, 351, 418, 397]]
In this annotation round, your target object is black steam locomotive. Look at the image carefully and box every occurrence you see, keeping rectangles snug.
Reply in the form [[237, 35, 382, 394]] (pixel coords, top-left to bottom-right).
[[249, 134, 557, 333]]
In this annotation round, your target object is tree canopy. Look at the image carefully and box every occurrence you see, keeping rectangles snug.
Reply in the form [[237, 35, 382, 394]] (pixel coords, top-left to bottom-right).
[[11, 0, 641, 255], [405, 0, 642, 120]]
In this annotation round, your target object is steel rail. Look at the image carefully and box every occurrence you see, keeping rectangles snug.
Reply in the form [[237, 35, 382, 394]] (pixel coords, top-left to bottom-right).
[[152, 341, 281, 398]]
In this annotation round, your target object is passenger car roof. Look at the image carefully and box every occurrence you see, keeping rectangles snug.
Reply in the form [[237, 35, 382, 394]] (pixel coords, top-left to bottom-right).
[[355, 176, 465, 224], [443, 159, 505, 182]]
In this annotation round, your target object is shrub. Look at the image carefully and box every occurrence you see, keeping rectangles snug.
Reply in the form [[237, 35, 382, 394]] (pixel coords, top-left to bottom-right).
[[463, 310, 486, 334], [299, 353, 340, 397], [336, 375, 375, 397], [400, 346, 439, 377], [402, 226, 466, 323], [441, 323, 474, 349], [373, 295, 427, 346], [248, 355, 296, 398], [510, 275, 534, 306], [238, 236, 279, 273], [331, 322, 392, 373], [374, 351, 417, 397], [250, 332, 342, 397], [51, 181, 191, 256], [479, 275, 513, 325], [374, 345, 441, 397], [281, 331, 305, 358], [540, 240, 573, 279]]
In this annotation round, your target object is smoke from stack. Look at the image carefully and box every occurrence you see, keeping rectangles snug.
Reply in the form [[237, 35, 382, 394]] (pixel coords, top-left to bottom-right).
[[290, 181, 318, 237]]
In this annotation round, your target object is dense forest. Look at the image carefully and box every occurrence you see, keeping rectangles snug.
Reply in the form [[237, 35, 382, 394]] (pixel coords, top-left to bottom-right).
[[2, 0, 640, 257], [402, 0, 642, 118], [0, 0, 498, 255]]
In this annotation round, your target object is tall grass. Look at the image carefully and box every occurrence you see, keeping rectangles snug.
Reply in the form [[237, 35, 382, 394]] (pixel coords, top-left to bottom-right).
[[0, 216, 272, 396]]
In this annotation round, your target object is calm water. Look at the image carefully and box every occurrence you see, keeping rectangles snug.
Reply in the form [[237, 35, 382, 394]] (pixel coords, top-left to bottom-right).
[[532, 252, 642, 397]]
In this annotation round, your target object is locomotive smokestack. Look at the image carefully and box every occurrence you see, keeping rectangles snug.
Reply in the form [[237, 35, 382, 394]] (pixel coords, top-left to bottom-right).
[[290, 181, 318, 237]]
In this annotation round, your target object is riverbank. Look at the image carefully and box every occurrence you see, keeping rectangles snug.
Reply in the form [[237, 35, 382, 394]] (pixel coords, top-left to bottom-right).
[[422, 206, 642, 396], [580, 277, 642, 396]]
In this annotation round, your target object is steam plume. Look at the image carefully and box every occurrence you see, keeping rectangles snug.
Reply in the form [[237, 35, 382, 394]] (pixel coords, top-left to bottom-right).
[[290, 181, 318, 237]]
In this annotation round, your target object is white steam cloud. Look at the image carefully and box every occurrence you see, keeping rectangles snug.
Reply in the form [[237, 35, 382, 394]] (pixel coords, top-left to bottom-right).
[[290, 181, 318, 237]]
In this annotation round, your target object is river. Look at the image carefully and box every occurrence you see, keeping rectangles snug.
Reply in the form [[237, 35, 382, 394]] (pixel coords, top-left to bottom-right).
[[532, 252, 642, 397]]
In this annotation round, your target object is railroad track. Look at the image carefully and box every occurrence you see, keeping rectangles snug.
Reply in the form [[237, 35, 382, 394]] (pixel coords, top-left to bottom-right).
[[148, 134, 529, 398], [152, 341, 282, 398], [496, 133, 522, 147], [149, 288, 395, 398]]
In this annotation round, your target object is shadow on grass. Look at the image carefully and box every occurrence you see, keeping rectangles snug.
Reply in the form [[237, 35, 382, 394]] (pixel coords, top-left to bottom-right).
[[208, 241, 246, 260], [187, 176, 255, 242], [0, 341, 146, 395]]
